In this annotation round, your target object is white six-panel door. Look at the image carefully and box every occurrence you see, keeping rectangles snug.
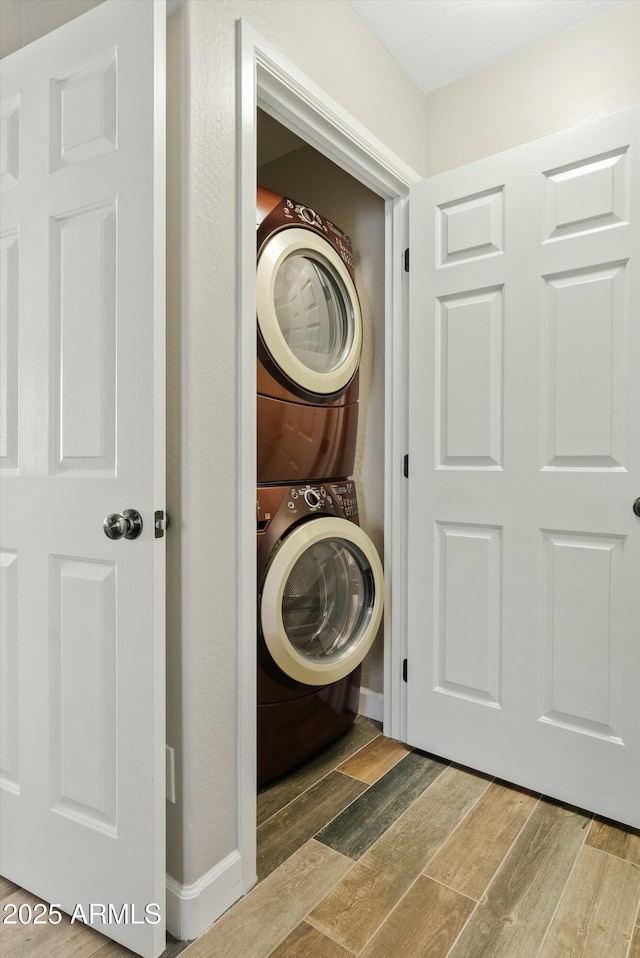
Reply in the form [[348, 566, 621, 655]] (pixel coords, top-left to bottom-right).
[[0, 3, 166, 956], [407, 107, 639, 828]]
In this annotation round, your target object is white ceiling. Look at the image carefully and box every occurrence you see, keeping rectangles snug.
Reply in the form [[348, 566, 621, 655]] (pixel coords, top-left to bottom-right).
[[346, 0, 629, 92]]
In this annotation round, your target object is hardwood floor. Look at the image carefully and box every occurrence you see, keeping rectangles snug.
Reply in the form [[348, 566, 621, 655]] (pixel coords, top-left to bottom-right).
[[2, 716, 639, 958]]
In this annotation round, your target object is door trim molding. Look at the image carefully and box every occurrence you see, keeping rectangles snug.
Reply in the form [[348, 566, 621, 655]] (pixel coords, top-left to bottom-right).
[[254, 41, 419, 197], [236, 17, 420, 896]]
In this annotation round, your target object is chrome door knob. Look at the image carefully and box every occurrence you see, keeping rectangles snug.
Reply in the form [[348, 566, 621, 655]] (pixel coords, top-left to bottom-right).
[[103, 509, 143, 540], [633, 498, 640, 518]]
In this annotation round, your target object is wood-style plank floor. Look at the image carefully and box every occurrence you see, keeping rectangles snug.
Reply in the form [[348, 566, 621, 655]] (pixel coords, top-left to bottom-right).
[[2, 716, 639, 958], [0, 879, 187, 958], [188, 717, 640, 958]]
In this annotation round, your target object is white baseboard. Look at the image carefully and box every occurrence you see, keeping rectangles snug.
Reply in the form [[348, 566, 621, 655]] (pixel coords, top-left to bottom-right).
[[166, 849, 244, 942], [359, 686, 384, 723]]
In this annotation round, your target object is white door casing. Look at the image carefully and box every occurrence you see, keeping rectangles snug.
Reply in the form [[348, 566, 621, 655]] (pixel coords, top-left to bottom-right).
[[407, 107, 640, 828], [0, 3, 166, 956]]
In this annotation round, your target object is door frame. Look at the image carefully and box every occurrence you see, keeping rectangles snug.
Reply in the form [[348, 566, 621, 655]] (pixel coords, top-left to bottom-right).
[[237, 20, 420, 889]]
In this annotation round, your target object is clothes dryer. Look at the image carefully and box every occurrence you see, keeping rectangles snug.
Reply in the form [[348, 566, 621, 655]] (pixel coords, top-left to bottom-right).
[[257, 187, 362, 484], [257, 480, 383, 784]]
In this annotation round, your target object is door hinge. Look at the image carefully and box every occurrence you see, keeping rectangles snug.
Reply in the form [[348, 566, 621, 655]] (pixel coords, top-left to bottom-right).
[[403, 454, 409, 478], [404, 248, 410, 272], [154, 510, 169, 538], [402, 658, 408, 683]]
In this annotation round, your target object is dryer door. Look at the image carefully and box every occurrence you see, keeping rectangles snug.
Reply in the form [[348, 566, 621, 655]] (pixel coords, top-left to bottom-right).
[[260, 517, 383, 686], [257, 229, 362, 397]]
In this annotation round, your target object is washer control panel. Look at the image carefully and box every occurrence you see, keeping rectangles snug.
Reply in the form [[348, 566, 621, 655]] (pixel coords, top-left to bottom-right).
[[257, 481, 362, 560], [284, 482, 359, 519], [288, 484, 329, 512], [257, 482, 360, 534], [328, 481, 358, 520]]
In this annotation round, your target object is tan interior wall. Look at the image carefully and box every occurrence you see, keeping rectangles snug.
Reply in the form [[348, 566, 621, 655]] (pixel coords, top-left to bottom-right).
[[424, 1, 640, 175], [0, 0, 104, 57]]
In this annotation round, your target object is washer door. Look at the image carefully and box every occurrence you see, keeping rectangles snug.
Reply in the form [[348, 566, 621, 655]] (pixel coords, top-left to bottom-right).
[[260, 517, 384, 686], [257, 228, 362, 397]]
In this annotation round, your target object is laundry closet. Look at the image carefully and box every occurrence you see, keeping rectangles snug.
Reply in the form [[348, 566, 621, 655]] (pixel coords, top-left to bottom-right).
[[255, 109, 387, 778]]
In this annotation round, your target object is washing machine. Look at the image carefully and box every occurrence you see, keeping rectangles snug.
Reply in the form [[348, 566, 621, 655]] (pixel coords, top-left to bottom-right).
[[257, 187, 362, 484], [257, 479, 384, 785]]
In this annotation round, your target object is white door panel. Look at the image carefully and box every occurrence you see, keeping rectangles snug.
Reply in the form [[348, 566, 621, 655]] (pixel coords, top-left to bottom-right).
[[0, 3, 165, 956], [407, 108, 639, 827]]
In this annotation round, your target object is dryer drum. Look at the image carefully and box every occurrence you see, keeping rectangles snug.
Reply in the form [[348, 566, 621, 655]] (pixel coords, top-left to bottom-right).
[[260, 516, 384, 686], [257, 228, 362, 398], [274, 254, 351, 372]]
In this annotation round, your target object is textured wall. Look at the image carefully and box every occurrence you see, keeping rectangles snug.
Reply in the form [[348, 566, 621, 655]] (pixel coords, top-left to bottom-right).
[[0, 0, 104, 57], [424, 2, 640, 176]]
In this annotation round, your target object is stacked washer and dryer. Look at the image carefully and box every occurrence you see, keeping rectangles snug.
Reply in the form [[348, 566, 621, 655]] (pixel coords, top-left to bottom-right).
[[256, 187, 384, 785]]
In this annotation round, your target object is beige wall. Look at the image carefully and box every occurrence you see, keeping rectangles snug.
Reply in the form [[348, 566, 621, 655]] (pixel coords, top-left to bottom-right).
[[424, 1, 640, 175], [0, 0, 103, 57], [258, 134, 386, 694]]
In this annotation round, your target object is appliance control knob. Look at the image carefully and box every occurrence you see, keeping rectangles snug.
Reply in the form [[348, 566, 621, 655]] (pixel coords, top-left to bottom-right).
[[304, 488, 320, 509]]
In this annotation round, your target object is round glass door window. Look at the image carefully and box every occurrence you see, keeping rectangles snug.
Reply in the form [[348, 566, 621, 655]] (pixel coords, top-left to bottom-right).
[[260, 517, 384, 685], [273, 252, 353, 374], [257, 229, 362, 396]]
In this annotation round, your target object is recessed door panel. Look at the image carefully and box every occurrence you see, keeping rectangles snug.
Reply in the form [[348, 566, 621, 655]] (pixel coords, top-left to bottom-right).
[[0, 550, 19, 793], [543, 148, 628, 241], [51, 201, 116, 473], [435, 523, 502, 706], [0, 229, 19, 471], [50, 557, 117, 832], [437, 187, 504, 266], [543, 261, 627, 470], [0, 95, 20, 189], [50, 48, 117, 170], [541, 532, 623, 741], [437, 286, 503, 468]]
